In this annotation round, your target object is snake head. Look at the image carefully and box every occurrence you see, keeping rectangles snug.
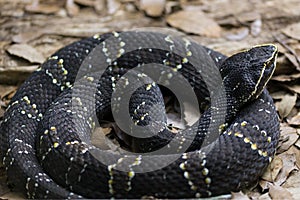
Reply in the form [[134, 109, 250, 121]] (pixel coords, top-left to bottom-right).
[[221, 44, 278, 103]]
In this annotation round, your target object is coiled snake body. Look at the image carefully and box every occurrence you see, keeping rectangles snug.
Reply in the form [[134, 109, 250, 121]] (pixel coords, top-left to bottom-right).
[[0, 31, 280, 198]]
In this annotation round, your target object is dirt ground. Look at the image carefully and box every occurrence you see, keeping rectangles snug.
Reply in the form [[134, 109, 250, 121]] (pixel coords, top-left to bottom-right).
[[0, 0, 300, 199]]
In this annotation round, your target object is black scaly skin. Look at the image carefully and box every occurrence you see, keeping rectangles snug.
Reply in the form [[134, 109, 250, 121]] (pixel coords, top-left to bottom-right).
[[0, 31, 280, 198]]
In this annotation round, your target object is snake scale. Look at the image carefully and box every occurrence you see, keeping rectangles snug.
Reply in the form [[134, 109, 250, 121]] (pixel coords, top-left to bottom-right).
[[0, 31, 280, 199]]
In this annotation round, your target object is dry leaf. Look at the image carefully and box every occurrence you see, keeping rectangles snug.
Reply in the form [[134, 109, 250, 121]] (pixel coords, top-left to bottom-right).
[[287, 113, 300, 126], [285, 146, 300, 169], [259, 179, 269, 191], [277, 126, 299, 153], [282, 23, 300, 41], [231, 191, 249, 200], [235, 11, 261, 23], [6, 44, 45, 64], [225, 27, 249, 41], [0, 65, 38, 85], [25, 3, 61, 14], [74, 0, 96, 7], [285, 53, 300, 70], [12, 30, 45, 43], [295, 139, 300, 149], [275, 153, 298, 185], [140, 0, 165, 17], [107, 0, 121, 14], [284, 171, 300, 188], [284, 84, 300, 94], [0, 85, 17, 99], [66, 0, 80, 16], [269, 185, 293, 200], [276, 94, 297, 118], [250, 19, 262, 36], [282, 170, 300, 200], [261, 156, 283, 182], [257, 192, 271, 200], [272, 73, 300, 82], [166, 10, 222, 37]]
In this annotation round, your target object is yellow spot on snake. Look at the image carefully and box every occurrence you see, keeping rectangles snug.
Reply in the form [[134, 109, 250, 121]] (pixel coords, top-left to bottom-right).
[[63, 69, 68, 75], [50, 126, 56, 131], [184, 171, 189, 179], [93, 34, 100, 39], [179, 163, 186, 170], [86, 76, 94, 82], [176, 64, 182, 69], [128, 171, 135, 178], [234, 132, 243, 137], [205, 177, 211, 185], [53, 142, 59, 148], [244, 137, 250, 143], [186, 51, 192, 56], [251, 143, 257, 150], [146, 84, 152, 90], [241, 121, 247, 127], [202, 168, 209, 176], [120, 41, 125, 47], [58, 59, 64, 65], [262, 151, 268, 157], [182, 58, 188, 63]]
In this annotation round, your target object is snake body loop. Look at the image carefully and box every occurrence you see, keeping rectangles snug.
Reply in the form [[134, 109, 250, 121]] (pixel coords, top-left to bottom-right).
[[0, 31, 280, 198]]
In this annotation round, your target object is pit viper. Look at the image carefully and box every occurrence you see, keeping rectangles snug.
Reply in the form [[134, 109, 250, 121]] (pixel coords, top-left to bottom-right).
[[0, 31, 280, 198]]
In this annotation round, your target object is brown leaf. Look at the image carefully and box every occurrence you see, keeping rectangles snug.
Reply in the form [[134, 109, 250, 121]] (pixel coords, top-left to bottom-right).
[[287, 113, 300, 126], [91, 127, 111, 150], [74, 0, 96, 7], [282, 167, 300, 188], [282, 170, 300, 199], [275, 153, 298, 186], [166, 10, 222, 37], [12, 30, 45, 43], [295, 139, 300, 149], [259, 180, 270, 191], [66, 0, 80, 16], [231, 191, 249, 200], [257, 192, 271, 200], [225, 27, 249, 41], [277, 126, 299, 153], [140, 0, 165, 17], [272, 73, 300, 82], [261, 156, 283, 182], [285, 146, 300, 169], [284, 84, 300, 94], [250, 19, 262, 37], [6, 44, 45, 64], [269, 185, 293, 200], [285, 53, 300, 70], [0, 85, 17, 99], [282, 23, 300, 41], [25, 3, 61, 14], [107, 0, 121, 14], [235, 11, 261, 23], [0, 65, 38, 85], [275, 93, 297, 118]]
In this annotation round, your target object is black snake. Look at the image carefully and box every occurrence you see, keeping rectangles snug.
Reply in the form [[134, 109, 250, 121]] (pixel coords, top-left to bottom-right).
[[0, 31, 280, 198]]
